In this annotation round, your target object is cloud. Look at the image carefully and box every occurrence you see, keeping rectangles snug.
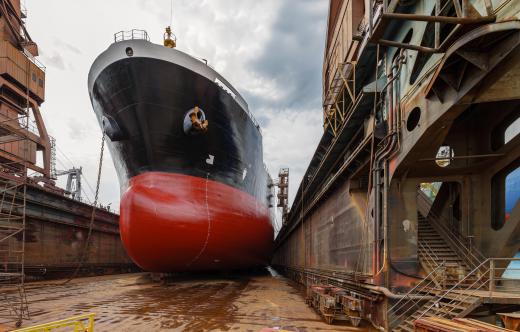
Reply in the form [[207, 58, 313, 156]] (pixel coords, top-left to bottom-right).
[[262, 108, 323, 188], [40, 50, 66, 70], [25, 0, 327, 214], [247, 0, 327, 111], [67, 117, 92, 141], [54, 38, 82, 55]]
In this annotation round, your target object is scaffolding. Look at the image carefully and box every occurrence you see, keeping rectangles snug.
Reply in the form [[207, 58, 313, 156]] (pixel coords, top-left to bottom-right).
[[323, 62, 358, 137], [0, 13, 44, 327], [0, 111, 31, 327]]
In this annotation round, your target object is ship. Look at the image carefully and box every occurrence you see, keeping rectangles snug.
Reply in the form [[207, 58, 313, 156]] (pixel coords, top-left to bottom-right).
[[88, 29, 274, 272]]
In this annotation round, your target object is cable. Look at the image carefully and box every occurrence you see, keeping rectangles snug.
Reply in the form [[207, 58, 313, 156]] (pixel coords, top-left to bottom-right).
[[55, 145, 75, 169], [79, 187, 93, 205], [81, 174, 96, 199], [170, 0, 174, 26], [62, 135, 105, 284]]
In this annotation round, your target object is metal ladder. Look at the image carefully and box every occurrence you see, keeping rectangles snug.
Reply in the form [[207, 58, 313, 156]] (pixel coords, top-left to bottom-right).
[[0, 176, 29, 328]]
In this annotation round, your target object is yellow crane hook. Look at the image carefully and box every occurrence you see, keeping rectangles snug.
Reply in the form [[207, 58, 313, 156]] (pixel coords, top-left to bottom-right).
[[164, 26, 176, 48]]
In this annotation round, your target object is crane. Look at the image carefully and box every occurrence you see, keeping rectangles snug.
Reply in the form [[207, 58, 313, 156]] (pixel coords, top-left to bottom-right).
[[55, 167, 82, 200]]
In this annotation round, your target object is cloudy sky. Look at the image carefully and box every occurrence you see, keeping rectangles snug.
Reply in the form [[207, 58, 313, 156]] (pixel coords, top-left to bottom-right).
[[24, 0, 327, 224]]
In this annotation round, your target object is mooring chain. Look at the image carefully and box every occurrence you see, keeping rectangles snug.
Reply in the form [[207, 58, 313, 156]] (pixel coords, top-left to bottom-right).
[[63, 134, 106, 284]]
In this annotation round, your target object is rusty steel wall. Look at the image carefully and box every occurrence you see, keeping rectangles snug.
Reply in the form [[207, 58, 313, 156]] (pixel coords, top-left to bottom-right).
[[274, 0, 520, 329], [16, 184, 134, 277], [273, 178, 372, 275], [24, 220, 131, 271]]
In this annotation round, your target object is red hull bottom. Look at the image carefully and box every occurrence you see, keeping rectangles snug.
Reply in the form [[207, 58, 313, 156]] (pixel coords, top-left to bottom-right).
[[120, 172, 274, 272]]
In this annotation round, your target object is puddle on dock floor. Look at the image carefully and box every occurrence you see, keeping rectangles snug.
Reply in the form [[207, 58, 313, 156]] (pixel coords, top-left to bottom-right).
[[2, 268, 372, 331]]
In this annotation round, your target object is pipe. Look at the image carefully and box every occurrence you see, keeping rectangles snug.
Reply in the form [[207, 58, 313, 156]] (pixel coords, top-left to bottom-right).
[[372, 50, 406, 279], [294, 266, 434, 300], [364, 284, 435, 300]]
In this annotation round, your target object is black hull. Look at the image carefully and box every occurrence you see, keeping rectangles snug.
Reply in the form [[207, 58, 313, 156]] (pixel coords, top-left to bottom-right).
[[89, 43, 268, 203]]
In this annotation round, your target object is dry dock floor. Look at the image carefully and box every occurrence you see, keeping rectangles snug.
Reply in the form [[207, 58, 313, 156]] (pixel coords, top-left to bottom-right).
[[2, 268, 372, 331]]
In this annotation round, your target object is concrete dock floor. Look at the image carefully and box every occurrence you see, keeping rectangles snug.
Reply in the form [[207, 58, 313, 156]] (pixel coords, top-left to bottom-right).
[[1, 268, 373, 331]]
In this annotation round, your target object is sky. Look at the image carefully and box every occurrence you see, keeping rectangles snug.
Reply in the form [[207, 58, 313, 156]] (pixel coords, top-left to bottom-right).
[[24, 0, 327, 221]]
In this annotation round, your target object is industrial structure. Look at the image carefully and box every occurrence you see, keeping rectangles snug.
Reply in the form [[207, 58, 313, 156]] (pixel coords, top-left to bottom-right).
[[273, 0, 520, 330], [0, 0, 133, 327], [277, 168, 290, 225]]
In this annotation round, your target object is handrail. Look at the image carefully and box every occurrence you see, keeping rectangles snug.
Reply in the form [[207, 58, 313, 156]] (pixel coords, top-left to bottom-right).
[[430, 211, 485, 272], [114, 29, 150, 43], [417, 258, 520, 321], [419, 240, 442, 272], [428, 202, 485, 261], [22, 48, 45, 72], [417, 258, 490, 321], [13, 313, 95, 332], [389, 262, 446, 328], [417, 191, 486, 272]]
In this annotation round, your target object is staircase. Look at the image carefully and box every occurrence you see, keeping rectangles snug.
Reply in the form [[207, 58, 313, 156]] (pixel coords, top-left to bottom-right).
[[393, 292, 482, 332], [418, 216, 475, 287], [389, 192, 489, 331]]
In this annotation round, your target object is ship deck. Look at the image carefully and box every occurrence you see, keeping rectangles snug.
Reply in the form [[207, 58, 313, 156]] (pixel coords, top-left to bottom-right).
[[0, 270, 371, 331]]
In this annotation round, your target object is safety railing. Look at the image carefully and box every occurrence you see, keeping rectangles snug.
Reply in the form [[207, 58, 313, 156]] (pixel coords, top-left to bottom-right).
[[417, 258, 520, 321], [114, 29, 150, 43], [419, 241, 443, 275], [417, 191, 486, 273], [388, 262, 446, 329], [22, 48, 45, 72], [13, 313, 95, 332]]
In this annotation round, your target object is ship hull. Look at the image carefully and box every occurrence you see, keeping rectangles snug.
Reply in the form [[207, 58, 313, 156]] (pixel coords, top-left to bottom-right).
[[89, 39, 274, 272], [121, 172, 272, 271]]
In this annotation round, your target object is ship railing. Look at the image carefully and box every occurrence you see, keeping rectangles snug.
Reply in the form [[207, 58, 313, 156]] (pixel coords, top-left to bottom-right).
[[245, 108, 261, 134], [114, 29, 150, 43]]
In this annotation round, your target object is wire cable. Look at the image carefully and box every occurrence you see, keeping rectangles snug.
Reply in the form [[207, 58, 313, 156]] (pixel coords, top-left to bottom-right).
[[62, 135, 106, 284], [170, 0, 174, 26], [55, 146, 75, 169]]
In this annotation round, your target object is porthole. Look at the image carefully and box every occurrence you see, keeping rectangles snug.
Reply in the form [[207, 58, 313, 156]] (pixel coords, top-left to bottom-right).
[[435, 145, 454, 168], [125, 47, 133, 57], [406, 107, 421, 131]]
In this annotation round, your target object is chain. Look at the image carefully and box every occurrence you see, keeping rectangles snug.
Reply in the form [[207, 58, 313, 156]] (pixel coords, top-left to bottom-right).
[[63, 134, 106, 284]]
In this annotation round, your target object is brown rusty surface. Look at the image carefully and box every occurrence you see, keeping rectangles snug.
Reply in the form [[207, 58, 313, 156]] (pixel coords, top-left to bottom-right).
[[1, 271, 372, 331], [273, 178, 371, 275]]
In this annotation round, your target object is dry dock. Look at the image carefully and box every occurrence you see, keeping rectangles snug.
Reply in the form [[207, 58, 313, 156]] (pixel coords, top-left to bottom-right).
[[1, 270, 372, 331]]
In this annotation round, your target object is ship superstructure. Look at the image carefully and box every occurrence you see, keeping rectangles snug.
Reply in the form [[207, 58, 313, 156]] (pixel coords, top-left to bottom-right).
[[274, 0, 520, 329]]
